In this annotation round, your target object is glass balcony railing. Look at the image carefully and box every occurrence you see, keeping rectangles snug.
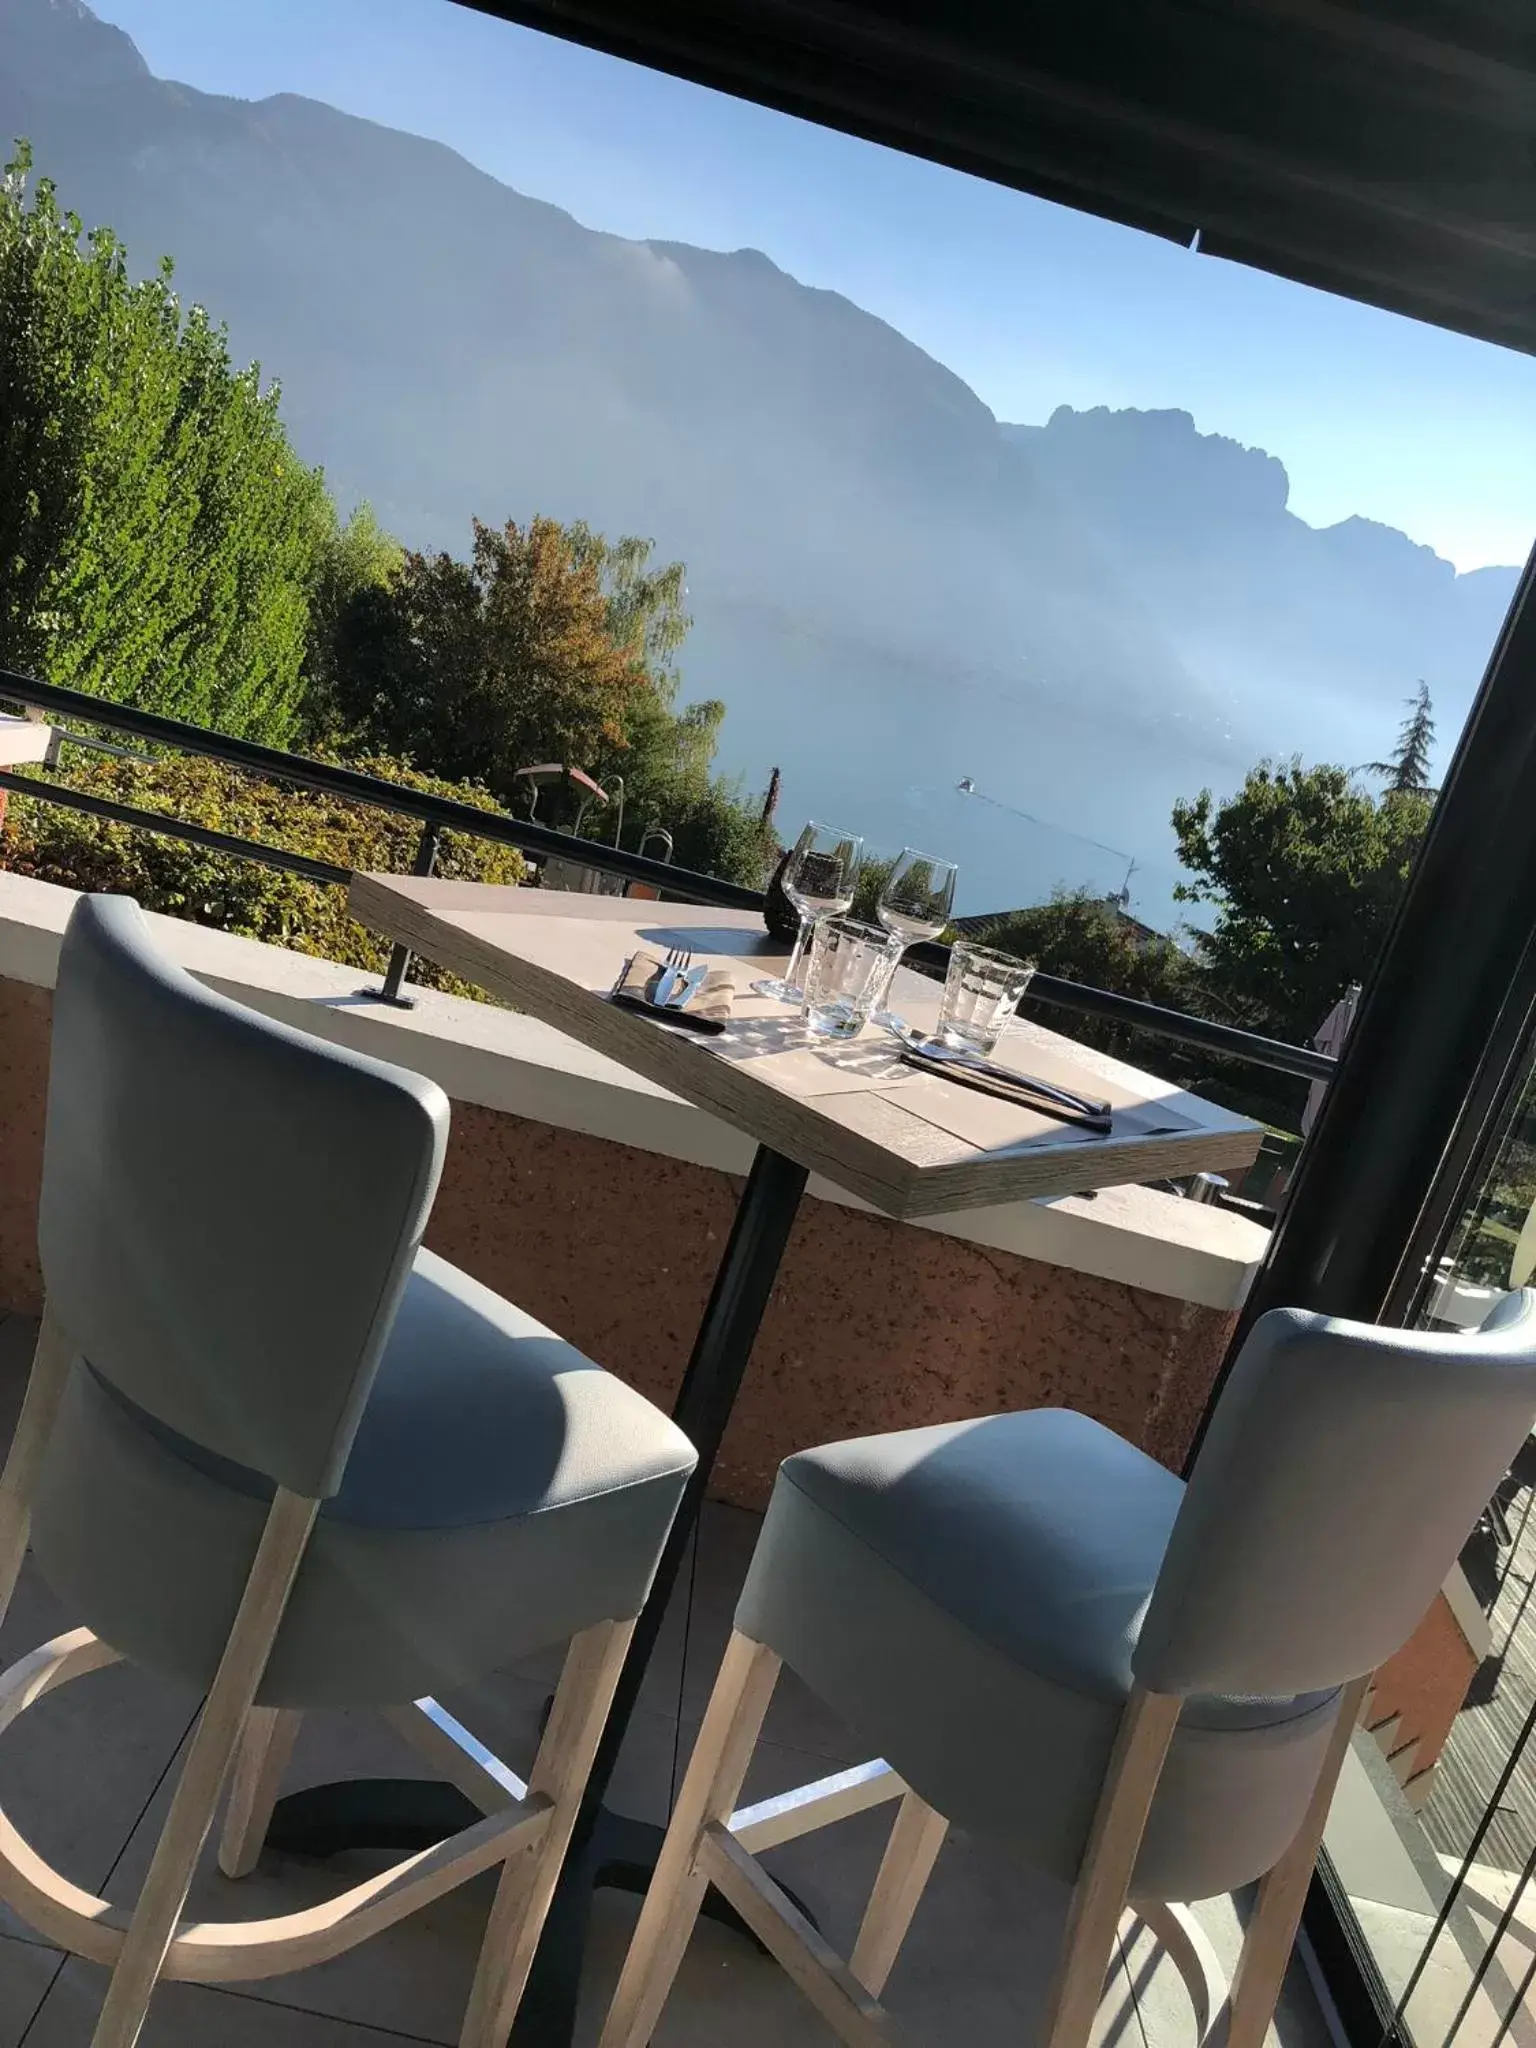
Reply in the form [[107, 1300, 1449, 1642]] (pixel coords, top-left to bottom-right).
[[1324, 1052, 1536, 2048]]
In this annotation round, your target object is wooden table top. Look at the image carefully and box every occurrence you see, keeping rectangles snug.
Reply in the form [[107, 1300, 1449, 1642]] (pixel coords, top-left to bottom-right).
[[350, 875, 1261, 1219]]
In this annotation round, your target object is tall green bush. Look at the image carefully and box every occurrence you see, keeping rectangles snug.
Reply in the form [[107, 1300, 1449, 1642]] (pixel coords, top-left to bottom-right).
[[0, 144, 330, 743]]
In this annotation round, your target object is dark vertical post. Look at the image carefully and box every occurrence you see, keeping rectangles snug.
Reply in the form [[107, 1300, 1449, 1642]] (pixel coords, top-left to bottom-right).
[[1197, 551, 1536, 1375], [505, 1144, 809, 2045], [1192, 556, 1536, 2048], [377, 821, 441, 1005], [569, 1144, 807, 1833]]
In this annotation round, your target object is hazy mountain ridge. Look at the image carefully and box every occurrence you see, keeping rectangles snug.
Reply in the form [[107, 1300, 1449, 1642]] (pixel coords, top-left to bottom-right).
[[1, 0, 1521, 915]]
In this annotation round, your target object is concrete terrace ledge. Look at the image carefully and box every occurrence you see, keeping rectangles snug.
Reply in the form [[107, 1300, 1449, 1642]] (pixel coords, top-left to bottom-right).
[[0, 872, 1268, 1309], [0, 871, 1268, 1505]]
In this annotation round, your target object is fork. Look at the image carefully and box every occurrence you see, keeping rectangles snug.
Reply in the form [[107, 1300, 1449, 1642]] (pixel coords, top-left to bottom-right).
[[652, 945, 694, 1008]]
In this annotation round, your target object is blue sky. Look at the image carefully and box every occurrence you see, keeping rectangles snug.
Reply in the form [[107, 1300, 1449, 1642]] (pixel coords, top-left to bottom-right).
[[103, 0, 1536, 572]]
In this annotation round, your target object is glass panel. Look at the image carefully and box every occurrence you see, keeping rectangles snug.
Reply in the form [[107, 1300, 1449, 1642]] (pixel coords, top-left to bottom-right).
[[7, 6, 1536, 2030], [1324, 1046, 1536, 2047], [9, 0, 1530, 1051]]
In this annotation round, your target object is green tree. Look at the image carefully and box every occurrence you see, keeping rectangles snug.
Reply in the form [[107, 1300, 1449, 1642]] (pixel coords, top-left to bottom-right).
[[0, 145, 331, 743], [329, 515, 646, 796], [567, 525, 691, 687], [1366, 682, 1436, 793], [301, 502, 403, 736], [332, 514, 772, 886], [0, 747, 524, 992], [560, 526, 774, 878], [850, 856, 896, 923], [570, 534, 780, 882], [590, 684, 773, 884], [654, 775, 776, 886], [1172, 760, 1431, 1047]]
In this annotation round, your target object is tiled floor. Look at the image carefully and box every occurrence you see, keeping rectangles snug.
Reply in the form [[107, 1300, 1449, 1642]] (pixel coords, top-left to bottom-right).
[[0, 1313, 1336, 2047], [1423, 1483, 1536, 1872]]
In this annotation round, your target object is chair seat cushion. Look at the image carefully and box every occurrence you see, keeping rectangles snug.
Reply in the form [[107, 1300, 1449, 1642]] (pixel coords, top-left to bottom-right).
[[97, 1249, 691, 1532], [737, 1410, 1341, 1901], [32, 1250, 696, 1707], [343, 1250, 684, 1526]]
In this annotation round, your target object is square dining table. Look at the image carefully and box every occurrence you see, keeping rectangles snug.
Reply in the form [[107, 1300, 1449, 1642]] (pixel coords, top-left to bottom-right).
[[267, 875, 1260, 2045]]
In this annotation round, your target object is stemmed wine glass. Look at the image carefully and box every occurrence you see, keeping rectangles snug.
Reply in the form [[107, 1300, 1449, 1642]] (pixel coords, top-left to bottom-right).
[[874, 847, 959, 1032], [753, 821, 864, 1003]]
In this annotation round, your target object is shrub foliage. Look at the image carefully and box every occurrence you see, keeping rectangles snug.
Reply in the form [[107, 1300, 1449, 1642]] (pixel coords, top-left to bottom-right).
[[1, 750, 525, 993]]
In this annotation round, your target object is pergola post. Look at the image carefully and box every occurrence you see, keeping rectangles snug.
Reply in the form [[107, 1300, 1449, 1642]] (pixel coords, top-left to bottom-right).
[[1199, 544, 1536, 1392]]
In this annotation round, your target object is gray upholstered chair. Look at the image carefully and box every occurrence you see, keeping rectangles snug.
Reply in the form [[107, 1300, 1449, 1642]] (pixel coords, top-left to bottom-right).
[[599, 1294, 1536, 2048], [0, 894, 696, 2048]]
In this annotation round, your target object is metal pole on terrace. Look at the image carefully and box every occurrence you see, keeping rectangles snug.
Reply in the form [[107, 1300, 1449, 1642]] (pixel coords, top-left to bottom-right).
[[1208, 544, 1536, 2048], [1205, 544, 1536, 1385]]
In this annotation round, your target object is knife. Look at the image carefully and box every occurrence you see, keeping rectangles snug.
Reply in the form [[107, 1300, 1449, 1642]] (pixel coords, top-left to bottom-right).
[[651, 959, 682, 1008], [903, 1039, 1111, 1120], [898, 1047, 1114, 1132], [667, 962, 711, 1009], [612, 989, 726, 1035]]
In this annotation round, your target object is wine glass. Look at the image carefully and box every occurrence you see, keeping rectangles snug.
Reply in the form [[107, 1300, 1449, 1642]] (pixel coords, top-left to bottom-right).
[[874, 847, 958, 1032], [753, 821, 864, 1003]]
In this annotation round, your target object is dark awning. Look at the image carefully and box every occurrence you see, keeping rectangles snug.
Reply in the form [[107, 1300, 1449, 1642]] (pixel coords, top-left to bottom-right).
[[457, 0, 1536, 355]]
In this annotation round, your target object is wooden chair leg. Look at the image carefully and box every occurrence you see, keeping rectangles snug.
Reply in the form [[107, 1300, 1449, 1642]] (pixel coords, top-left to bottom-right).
[[849, 1790, 948, 1996], [458, 1619, 636, 2048], [218, 1706, 303, 1880], [0, 1313, 73, 1631], [597, 1630, 783, 2048], [90, 1489, 318, 2048], [1042, 1687, 1182, 2048], [1227, 1674, 1371, 2048]]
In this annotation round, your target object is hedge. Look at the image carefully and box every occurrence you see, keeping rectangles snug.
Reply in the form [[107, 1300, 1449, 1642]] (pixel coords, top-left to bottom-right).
[[0, 748, 526, 995]]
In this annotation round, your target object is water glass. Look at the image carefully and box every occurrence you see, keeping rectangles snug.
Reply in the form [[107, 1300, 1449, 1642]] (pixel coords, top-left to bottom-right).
[[875, 846, 958, 1031], [938, 941, 1036, 1055], [752, 820, 864, 1003], [802, 917, 895, 1039], [877, 849, 958, 946]]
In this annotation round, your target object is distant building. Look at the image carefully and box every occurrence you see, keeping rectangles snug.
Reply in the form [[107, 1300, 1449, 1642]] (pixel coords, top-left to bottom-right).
[[1104, 904, 1167, 952]]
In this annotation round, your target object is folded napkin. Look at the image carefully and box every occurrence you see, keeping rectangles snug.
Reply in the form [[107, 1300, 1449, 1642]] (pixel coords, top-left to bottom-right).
[[611, 949, 735, 1034]]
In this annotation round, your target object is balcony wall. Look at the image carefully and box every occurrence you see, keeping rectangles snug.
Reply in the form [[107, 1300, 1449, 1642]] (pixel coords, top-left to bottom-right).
[[0, 873, 1269, 1507]]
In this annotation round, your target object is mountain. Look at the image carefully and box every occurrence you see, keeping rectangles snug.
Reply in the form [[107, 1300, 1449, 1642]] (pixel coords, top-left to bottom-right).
[[1, 0, 1522, 919]]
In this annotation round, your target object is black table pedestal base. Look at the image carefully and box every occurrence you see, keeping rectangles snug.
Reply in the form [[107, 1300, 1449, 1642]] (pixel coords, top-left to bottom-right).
[[267, 1783, 795, 2041], [267, 1776, 481, 1860]]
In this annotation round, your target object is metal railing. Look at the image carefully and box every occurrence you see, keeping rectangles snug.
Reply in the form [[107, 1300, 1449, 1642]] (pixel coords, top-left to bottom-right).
[[0, 670, 1336, 1084]]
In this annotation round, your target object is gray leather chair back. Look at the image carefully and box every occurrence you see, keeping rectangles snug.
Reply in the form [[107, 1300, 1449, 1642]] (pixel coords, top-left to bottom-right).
[[1135, 1293, 1536, 1699], [39, 896, 450, 1498]]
